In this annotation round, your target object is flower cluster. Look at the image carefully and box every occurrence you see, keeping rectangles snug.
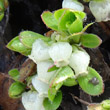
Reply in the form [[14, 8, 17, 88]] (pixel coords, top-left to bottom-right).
[[63, 0, 110, 22]]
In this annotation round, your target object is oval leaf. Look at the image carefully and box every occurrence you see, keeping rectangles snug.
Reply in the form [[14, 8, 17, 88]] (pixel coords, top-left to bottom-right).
[[41, 11, 58, 31], [78, 67, 104, 96], [80, 34, 102, 48], [8, 69, 20, 81], [19, 31, 51, 48], [8, 82, 26, 98], [6, 36, 31, 56], [44, 91, 62, 110]]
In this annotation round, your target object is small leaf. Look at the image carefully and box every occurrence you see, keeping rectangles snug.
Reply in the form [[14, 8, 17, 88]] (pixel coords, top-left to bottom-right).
[[19, 31, 51, 48], [63, 77, 78, 87], [0, 13, 4, 21], [41, 11, 58, 31], [68, 13, 83, 34], [48, 83, 63, 101], [78, 67, 104, 96], [44, 91, 62, 110], [58, 10, 76, 31], [52, 66, 74, 85], [80, 34, 102, 48], [6, 36, 31, 56], [47, 65, 59, 72], [8, 82, 26, 98], [8, 69, 19, 81]]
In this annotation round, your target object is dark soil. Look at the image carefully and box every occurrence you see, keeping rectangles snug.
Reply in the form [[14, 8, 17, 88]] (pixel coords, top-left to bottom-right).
[[0, 0, 110, 110]]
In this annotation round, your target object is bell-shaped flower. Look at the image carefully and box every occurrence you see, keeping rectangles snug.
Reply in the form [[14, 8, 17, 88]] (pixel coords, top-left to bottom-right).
[[37, 60, 56, 83], [28, 39, 50, 63], [62, 0, 84, 11], [32, 75, 49, 97], [69, 49, 90, 77], [89, 0, 110, 22], [22, 91, 45, 110], [49, 42, 72, 67]]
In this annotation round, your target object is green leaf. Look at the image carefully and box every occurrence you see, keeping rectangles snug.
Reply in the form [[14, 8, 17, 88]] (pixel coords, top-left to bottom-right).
[[8, 82, 26, 98], [0, 13, 4, 21], [6, 36, 31, 56], [0, 1, 5, 12], [68, 13, 83, 34], [19, 31, 51, 48], [101, 100, 110, 109], [80, 34, 102, 48], [63, 77, 78, 87], [41, 11, 58, 31], [52, 66, 74, 85], [48, 66, 74, 101], [8, 69, 20, 81], [44, 91, 62, 110], [58, 10, 76, 31], [47, 65, 59, 72], [48, 83, 63, 101], [78, 67, 104, 96]]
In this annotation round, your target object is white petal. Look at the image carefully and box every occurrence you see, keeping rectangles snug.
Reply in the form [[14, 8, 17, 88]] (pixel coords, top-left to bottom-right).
[[28, 39, 50, 63], [32, 75, 49, 97], [62, 0, 84, 11], [89, 0, 110, 22], [49, 42, 72, 67], [22, 91, 44, 110], [37, 61, 56, 83], [69, 50, 90, 77]]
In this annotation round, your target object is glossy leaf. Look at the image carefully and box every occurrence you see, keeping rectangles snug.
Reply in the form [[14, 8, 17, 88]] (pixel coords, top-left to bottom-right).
[[78, 67, 104, 96], [48, 83, 63, 101], [68, 13, 83, 34], [80, 34, 102, 48], [52, 66, 74, 85], [47, 65, 59, 72], [19, 31, 51, 48], [41, 11, 58, 31], [8, 69, 20, 81], [43, 91, 62, 110], [63, 77, 78, 86], [6, 36, 31, 56], [58, 10, 76, 31], [9, 82, 26, 98]]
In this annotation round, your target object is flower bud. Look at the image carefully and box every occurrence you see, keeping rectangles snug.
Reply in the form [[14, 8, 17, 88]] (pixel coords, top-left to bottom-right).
[[89, 0, 110, 22], [49, 42, 72, 67], [22, 91, 45, 110], [28, 39, 50, 63], [32, 75, 49, 97], [62, 0, 84, 11], [37, 61, 56, 83], [69, 50, 90, 77]]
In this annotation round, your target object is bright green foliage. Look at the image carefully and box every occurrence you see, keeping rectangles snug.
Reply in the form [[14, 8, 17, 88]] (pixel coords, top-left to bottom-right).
[[80, 34, 102, 48], [101, 100, 110, 109], [9, 82, 26, 98], [6, 36, 31, 56], [19, 31, 51, 48], [63, 77, 78, 86], [42, 8, 85, 34], [78, 67, 104, 95], [47, 65, 59, 72], [48, 66, 74, 101], [0, 0, 8, 21], [8, 69, 20, 81], [43, 91, 62, 110]]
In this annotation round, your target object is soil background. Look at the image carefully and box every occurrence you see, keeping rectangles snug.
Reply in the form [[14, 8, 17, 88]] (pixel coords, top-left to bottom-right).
[[0, 0, 110, 110]]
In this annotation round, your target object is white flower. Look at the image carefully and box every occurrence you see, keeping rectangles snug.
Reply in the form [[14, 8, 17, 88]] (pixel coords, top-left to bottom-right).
[[49, 42, 72, 67], [22, 91, 44, 110], [32, 75, 49, 97], [62, 0, 84, 11], [89, 0, 110, 22], [28, 39, 50, 63], [69, 50, 90, 77], [37, 60, 56, 83]]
